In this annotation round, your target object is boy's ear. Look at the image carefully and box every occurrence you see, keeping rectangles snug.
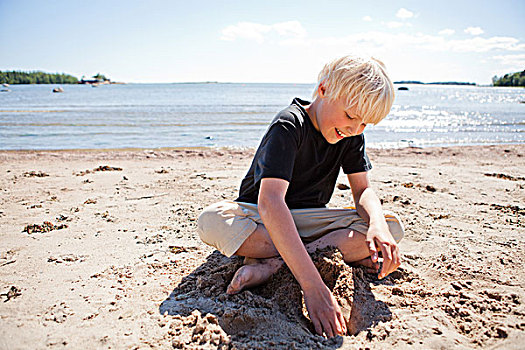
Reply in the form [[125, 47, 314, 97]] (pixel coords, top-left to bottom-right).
[[318, 81, 327, 98]]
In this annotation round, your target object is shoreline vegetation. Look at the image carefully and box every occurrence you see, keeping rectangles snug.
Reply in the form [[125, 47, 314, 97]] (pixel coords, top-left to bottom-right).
[[0, 71, 121, 85], [0, 71, 78, 84], [492, 70, 525, 87]]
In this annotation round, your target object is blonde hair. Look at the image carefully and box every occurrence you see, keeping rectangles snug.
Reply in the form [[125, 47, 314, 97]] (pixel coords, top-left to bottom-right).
[[312, 55, 394, 125]]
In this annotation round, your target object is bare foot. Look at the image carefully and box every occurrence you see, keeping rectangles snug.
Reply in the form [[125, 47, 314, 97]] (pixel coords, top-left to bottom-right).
[[226, 258, 282, 294], [350, 257, 379, 273]]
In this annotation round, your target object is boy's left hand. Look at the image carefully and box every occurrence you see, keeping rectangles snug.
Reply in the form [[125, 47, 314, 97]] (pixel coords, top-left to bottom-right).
[[365, 224, 401, 279], [346, 172, 401, 279]]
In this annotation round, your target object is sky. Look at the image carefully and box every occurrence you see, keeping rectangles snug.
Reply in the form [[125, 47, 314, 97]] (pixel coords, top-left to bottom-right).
[[0, 0, 524, 84]]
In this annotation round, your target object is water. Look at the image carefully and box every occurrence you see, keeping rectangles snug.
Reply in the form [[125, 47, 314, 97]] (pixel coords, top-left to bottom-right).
[[0, 83, 523, 150]]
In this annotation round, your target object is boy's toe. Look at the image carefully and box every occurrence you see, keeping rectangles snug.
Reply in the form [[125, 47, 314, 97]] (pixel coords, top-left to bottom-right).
[[226, 267, 247, 294]]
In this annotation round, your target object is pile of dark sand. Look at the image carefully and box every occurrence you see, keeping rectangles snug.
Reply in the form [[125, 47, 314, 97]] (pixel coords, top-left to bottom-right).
[[161, 248, 391, 349]]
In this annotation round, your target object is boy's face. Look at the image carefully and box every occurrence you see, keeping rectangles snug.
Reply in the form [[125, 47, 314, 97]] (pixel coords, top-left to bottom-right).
[[312, 93, 367, 144]]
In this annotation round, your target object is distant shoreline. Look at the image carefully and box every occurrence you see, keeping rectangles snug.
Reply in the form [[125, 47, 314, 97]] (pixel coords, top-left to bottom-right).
[[394, 80, 476, 86]]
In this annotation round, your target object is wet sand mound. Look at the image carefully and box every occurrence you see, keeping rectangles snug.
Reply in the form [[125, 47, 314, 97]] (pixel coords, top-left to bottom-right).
[[161, 248, 391, 349]]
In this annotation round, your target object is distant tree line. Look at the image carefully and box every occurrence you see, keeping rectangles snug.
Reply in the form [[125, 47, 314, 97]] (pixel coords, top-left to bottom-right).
[[394, 81, 475, 85], [0, 70, 79, 84], [492, 71, 525, 87]]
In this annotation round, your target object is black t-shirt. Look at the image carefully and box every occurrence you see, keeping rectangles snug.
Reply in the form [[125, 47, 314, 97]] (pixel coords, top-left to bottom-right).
[[236, 98, 372, 209]]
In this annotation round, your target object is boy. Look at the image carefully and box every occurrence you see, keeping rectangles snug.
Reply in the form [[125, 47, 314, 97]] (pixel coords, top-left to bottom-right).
[[197, 55, 404, 338]]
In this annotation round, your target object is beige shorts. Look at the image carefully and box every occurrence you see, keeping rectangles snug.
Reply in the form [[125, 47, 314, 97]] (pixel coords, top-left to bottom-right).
[[197, 200, 404, 257]]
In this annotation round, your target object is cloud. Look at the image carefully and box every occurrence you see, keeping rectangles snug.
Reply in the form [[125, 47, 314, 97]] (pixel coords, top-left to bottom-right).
[[407, 33, 525, 53], [396, 8, 414, 19], [385, 21, 404, 28], [272, 21, 306, 38], [220, 22, 271, 43], [448, 36, 525, 52], [220, 21, 525, 55], [491, 53, 525, 67], [308, 31, 525, 54], [438, 29, 455, 36], [464, 26, 484, 35], [384, 21, 412, 29], [362, 16, 372, 22], [220, 21, 306, 44]]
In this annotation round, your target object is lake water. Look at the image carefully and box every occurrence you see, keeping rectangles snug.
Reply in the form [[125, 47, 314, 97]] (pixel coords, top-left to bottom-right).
[[0, 83, 523, 150]]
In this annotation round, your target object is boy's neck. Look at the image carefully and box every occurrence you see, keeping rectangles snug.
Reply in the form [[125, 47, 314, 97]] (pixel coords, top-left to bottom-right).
[[304, 98, 320, 132]]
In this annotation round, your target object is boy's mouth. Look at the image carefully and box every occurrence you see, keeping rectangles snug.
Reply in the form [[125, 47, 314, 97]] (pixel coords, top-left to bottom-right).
[[335, 128, 347, 139]]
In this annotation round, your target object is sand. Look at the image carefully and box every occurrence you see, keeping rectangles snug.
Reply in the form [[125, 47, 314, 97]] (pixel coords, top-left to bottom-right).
[[0, 144, 524, 349]]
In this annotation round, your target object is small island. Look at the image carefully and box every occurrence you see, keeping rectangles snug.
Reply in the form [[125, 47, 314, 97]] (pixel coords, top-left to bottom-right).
[[79, 73, 112, 86]]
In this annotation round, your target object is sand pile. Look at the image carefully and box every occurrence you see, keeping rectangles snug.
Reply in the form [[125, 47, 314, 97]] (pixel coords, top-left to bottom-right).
[[160, 248, 382, 349]]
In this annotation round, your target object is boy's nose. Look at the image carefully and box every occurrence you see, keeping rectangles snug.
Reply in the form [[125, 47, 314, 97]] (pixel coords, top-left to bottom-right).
[[345, 127, 356, 136], [346, 123, 366, 136]]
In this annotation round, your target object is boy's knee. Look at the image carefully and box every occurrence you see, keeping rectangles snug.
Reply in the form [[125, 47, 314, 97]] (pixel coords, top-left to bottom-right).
[[197, 200, 247, 249], [197, 203, 223, 246]]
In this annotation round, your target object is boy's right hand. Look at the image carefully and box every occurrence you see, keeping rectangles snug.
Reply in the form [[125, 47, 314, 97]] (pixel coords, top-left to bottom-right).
[[257, 179, 347, 337], [303, 283, 347, 337]]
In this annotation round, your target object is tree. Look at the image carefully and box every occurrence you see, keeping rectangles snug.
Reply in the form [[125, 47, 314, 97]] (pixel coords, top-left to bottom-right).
[[93, 73, 108, 81]]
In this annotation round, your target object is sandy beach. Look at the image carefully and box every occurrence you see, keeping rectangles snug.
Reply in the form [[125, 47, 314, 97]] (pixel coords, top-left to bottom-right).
[[0, 144, 524, 349]]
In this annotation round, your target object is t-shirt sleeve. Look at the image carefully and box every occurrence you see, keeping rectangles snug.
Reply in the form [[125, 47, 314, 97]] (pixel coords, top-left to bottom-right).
[[341, 134, 372, 174], [253, 120, 300, 185]]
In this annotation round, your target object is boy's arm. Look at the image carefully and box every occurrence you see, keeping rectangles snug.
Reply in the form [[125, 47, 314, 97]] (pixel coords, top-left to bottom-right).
[[258, 178, 346, 338], [347, 172, 401, 279]]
